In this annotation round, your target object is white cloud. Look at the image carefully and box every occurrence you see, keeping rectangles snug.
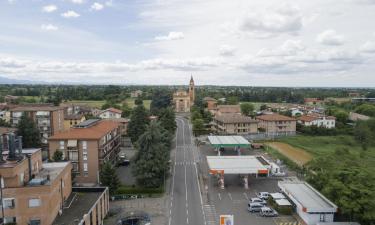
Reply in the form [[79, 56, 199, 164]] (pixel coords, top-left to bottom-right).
[[105, 0, 114, 6], [229, 3, 303, 38], [360, 41, 375, 53], [61, 10, 80, 18], [70, 0, 85, 4], [41, 24, 58, 31], [219, 45, 236, 56], [91, 3, 104, 11], [42, 5, 57, 13], [316, 30, 344, 46], [155, 32, 184, 41]]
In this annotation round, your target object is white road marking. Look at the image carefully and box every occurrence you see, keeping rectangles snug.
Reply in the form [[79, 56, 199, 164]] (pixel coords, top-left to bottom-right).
[[243, 192, 249, 201], [228, 192, 233, 201], [218, 193, 221, 201]]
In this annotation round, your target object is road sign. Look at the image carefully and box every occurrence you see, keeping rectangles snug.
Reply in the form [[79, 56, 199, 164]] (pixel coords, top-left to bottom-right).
[[220, 215, 233, 225]]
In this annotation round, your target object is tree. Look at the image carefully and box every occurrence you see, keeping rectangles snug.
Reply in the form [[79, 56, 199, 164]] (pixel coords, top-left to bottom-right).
[[150, 89, 172, 114], [133, 121, 170, 188], [354, 121, 372, 150], [100, 162, 120, 195], [240, 103, 255, 116], [121, 102, 132, 118], [192, 119, 205, 136], [134, 97, 143, 106], [127, 105, 149, 143], [158, 107, 176, 135], [53, 150, 63, 162], [17, 114, 41, 148], [260, 104, 267, 111], [0, 119, 11, 127]]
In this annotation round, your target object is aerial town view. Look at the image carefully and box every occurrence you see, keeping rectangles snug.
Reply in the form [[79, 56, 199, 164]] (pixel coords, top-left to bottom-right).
[[0, 1, 374, 225]]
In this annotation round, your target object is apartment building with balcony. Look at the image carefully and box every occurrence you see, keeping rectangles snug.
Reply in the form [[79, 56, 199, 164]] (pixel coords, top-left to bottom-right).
[[213, 114, 258, 135], [48, 119, 121, 185], [256, 114, 296, 135], [0, 134, 72, 225], [10, 105, 64, 145]]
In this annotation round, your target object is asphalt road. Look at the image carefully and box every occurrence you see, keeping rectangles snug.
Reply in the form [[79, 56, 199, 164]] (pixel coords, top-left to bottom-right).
[[169, 117, 205, 225]]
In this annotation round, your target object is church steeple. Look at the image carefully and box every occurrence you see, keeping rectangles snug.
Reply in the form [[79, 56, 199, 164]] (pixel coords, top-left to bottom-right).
[[189, 75, 195, 105]]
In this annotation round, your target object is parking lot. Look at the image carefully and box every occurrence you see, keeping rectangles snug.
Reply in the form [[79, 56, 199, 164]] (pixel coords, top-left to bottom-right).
[[198, 143, 300, 225]]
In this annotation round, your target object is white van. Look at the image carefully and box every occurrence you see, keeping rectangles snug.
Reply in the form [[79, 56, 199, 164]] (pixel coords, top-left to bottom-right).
[[247, 203, 263, 212]]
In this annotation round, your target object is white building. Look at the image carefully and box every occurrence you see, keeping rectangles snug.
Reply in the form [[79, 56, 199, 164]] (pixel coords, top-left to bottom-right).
[[298, 115, 336, 129], [98, 108, 122, 119], [278, 180, 338, 225]]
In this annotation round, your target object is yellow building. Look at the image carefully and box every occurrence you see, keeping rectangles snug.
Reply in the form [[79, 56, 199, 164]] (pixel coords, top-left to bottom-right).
[[63, 114, 86, 130], [173, 76, 195, 112]]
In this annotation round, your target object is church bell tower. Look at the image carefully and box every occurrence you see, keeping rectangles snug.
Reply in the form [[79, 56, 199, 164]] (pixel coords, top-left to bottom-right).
[[189, 75, 195, 105]]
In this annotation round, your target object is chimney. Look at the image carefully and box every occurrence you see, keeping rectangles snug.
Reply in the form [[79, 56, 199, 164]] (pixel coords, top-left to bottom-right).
[[17, 136, 23, 155], [7, 133, 16, 161]]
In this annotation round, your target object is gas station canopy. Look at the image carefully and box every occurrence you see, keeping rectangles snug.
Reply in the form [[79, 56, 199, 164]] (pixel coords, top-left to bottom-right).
[[207, 156, 269, 175], [208, 136, 250, 148]]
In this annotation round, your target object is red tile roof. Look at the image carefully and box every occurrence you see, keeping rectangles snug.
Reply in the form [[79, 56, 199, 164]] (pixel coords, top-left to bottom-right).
[[49, 120, 119, 140], [257, 114, 296, 121], [103, 107, 122, 114]]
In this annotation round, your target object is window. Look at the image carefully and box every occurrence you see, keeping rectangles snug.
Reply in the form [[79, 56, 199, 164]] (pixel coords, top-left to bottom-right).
[[83, 152, 88, 161], [72, 163, 79, 172], [29, 219, 41, 225], [68, 151, 79, 161], [2, 198, 15, 209], [1, 217, 16, 224], [1, 177, 4, 188], [83, 163, 88, 172], [20, 172, 24, 184], [82, 141, 87, 150], [29, 198, 41, 208], [59, 141, 65, 150]]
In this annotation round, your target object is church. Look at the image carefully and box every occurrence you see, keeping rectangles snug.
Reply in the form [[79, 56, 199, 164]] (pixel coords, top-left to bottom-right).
[[173, 76, 195, 112]]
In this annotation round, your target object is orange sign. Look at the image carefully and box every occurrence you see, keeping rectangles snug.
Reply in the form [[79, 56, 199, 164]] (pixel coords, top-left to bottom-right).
[[220, 215, 233, 225]]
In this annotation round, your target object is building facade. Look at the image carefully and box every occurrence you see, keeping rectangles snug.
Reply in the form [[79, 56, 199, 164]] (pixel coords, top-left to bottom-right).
[[298, 115, 336, 128], [10, 105, 64, 145], [48, 119, 121, 185], [257, 114, 296, 135], [98, 108, 122, 119], [63, 114, 86, 130], [173, 76, 195, 112], [203, 97, 217, 110], [0, 135, 72, 225], [213, 114, 258, 135]]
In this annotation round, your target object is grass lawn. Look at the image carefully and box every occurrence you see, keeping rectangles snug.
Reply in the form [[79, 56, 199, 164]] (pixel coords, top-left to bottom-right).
[[66, 100, 106, 108]]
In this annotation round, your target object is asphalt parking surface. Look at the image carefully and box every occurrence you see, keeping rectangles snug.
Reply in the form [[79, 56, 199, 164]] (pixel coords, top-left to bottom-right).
[[199, 143, 299, 225]]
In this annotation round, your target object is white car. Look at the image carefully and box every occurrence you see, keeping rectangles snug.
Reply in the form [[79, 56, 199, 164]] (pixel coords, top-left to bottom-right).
[[257, 192, 270, 200], [250, 197, 267, 205], [260, 206, 278, 217]]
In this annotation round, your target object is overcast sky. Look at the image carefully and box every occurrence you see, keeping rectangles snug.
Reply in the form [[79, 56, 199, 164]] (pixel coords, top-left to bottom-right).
[[1, 0, 375, 87]]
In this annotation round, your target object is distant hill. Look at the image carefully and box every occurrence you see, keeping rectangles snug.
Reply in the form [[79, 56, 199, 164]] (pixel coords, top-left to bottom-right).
[[0, 76, 47, 84]]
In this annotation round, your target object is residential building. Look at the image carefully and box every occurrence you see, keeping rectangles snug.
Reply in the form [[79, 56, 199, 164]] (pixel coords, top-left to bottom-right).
[[173, 76, 195, 113], [298, 115, 336, 128], [98, 107, 122, 119], [212, 105, 241, 116], [64, 114, 86, 130], [203, 97, 217, 110], [104, 118, 129, 137], [4, 95, 19, 104], [351, 97, 375, 104], [0, 134, 72, 225], [60, 103, 93, 116], [53, 187, 109, 225], [257, 114, 296, 135], [130, 90, 143, 98], [48, 119, 121, 185], [279, 180, 338, 225], [10, 105, 64, 145], [213, 114, 258, 135]]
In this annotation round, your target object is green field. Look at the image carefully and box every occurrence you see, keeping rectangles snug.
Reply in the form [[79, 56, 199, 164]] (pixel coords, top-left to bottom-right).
[[279, 135, 375, 170], [124, 98, 151, 110]]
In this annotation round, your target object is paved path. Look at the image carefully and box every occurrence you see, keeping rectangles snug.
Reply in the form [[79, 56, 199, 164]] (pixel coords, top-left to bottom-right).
[[168, 117, 206, 225]]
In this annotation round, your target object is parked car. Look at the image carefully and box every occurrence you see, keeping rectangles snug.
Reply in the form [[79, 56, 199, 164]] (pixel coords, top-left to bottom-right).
[[118, 155, 130, 166], [247, 203, 263, 212], [250, 197, 267, 205], [259, 207, 278, 217], [257, 192, 270, 200]]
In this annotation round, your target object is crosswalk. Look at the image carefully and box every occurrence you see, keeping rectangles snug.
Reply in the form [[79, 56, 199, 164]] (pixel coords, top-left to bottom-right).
[[175, 161, 195, 166], [203, 205, 218, 225], [278, 223, 301, 225]]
